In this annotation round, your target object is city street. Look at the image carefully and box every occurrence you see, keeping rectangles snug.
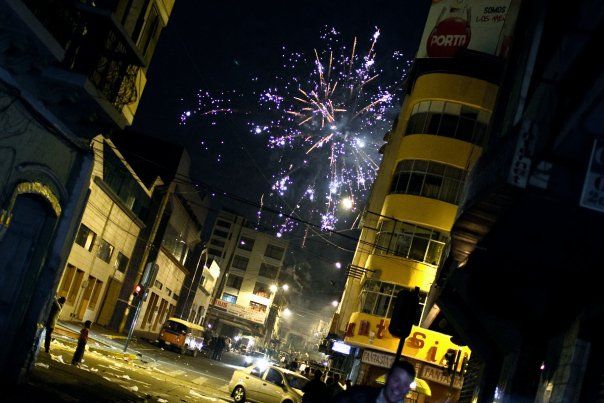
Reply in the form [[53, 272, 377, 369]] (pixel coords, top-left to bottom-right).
[[27, 330, 249, 402]]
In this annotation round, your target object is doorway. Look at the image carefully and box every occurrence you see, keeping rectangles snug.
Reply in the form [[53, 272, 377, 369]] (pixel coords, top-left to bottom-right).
[[0, 194, 57, 375]]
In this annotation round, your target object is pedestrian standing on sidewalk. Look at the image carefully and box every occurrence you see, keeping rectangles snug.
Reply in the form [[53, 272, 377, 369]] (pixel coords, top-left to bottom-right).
[[71, 320, 91, 366], [44, 296, 66, 353]]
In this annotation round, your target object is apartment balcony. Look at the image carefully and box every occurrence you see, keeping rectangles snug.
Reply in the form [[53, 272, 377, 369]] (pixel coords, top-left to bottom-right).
[[1, 0, 146, 134]]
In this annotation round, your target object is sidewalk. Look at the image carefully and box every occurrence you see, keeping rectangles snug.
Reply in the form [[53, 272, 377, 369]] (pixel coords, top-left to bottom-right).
[[10, 352, 144, 402], [55, 321, 142, 361]]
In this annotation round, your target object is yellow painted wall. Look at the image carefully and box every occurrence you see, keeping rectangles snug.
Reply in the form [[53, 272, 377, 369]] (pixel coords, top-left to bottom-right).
[[365, 254, 436, 292], [336, 72, 499, 335], [394, 135, 482, 171], [344, 312, 471, 370], [381, 194, 457, 233], [409, 73, 498, 111]]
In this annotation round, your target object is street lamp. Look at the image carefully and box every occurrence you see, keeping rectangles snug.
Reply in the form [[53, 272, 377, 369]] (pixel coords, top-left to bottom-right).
[[331, 300, 339, 307], [270, 284, 278, 293], [335, 262, 342, 269], [283, 308, 292, 317], [282, 284, 289, 291]]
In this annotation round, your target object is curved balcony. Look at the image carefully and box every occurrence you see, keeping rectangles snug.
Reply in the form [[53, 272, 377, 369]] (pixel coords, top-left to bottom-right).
[[394, 134, 481, 170], [365, 253, 436, 292], [382, 194, 457, 233]]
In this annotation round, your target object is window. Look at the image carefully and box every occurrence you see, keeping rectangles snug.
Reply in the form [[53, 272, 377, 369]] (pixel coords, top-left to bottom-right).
[[97, 239, 114, 263], [87, 278, 104, 310], [154, 280, 163, 290], [250, 301, 267, 312], [222, 293, 237, 303], [210, 238, 226, 248], [405, 100, 491, 146], [238, 236, 255, 251], [216, 220, 232, 229], [251, 366, 265, 377], [173, 294, 179, 301], [58, 264, 76, 298], [75, 224, 96, 251], [226, 275, 243, 290], [374, 220, 447, 266], [166, 288, 173, 297], [360, 280, 426, 322], [259, 263, 279, 279], [266, 368, 284, 385], [265, 244, 285, 260], [232, 255, 249, 270], [139, 5, 160, 57], [253, 282, 271, 298], [162, 224, 189, 264], [115, 252, 129, 273], [214, 229, 229, 238], [208, 248, 222, 257], [390, 160, 467, 205], [103, 144, 150, 219], [67, 268, 85, 304]]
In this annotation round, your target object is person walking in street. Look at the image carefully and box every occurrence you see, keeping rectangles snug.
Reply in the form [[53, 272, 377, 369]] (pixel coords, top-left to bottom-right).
[[334, 360, 415, 403], [212, 336, 225, 360], [302, 369, 327, 402], [327, 373, 344, 397], [71, 320, 91, 366], [344, 379, 352, 390], [44, 296, 66, 353]]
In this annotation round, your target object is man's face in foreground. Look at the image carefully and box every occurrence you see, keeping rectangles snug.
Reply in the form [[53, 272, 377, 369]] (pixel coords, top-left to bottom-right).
[[384, 367, 413, 402]]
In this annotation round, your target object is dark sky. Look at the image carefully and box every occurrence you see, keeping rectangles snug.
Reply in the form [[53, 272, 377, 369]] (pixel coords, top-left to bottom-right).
[[133, 0, 430, 317]]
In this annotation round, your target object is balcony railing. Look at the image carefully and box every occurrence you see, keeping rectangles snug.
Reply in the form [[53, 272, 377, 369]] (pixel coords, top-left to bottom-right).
[[23, 0, 142, 112]]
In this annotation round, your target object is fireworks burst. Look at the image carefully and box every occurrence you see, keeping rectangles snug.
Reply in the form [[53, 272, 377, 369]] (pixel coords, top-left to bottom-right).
[[254, 27, 410, 232], [178, 27, 410, 235]]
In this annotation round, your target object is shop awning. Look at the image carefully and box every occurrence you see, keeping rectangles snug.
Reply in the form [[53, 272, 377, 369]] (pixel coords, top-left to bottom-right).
[[375, 375, 432, 397]]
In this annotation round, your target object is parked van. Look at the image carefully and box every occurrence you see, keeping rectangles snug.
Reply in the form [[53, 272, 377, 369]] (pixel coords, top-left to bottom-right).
[[158, 317, 204, 356]]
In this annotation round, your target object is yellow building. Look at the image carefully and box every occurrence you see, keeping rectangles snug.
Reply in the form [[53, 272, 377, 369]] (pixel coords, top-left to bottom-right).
[[333, 1, 520, 398]]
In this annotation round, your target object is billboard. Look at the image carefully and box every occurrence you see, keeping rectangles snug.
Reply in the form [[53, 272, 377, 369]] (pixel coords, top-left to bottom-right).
[[417, 0, 517, 59], [214, 299, 266, 324]]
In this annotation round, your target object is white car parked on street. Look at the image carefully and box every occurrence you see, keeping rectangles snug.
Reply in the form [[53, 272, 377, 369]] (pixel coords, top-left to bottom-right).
[[228, 364, 308, 403]]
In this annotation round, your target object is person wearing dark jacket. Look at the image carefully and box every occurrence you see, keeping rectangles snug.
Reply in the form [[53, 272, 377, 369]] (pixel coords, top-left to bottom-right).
[[334, 360, 415, 403], [302, 369, 327, 402], [44, 296, 66, 353], [327, 373, 344, 397], [71, 320, 91, 366]]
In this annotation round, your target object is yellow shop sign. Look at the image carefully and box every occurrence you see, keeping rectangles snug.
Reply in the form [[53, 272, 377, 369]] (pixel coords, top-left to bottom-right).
[[344, 312, 470, 370]]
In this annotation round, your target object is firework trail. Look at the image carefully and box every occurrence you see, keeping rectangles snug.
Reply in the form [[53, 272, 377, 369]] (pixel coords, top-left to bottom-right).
[[179, 28, 410, 234], [253, 27, 410, 232]]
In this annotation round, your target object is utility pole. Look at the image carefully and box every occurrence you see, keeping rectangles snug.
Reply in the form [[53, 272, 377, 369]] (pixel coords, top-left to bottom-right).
[[118, 183, 173, 333]]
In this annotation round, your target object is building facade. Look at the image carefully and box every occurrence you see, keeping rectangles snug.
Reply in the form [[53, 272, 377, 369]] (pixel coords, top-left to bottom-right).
[[102, 132, 210, 337], [56, 137, 155, 325], [206, 210, 289, 338], [334, 1, 521, 400], [430, 1, 604, 401], [0, 0, 174, 382]]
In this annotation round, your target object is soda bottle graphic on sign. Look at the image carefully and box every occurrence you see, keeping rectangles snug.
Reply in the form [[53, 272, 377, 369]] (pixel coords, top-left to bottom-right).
[[427, 0, 472, 57]]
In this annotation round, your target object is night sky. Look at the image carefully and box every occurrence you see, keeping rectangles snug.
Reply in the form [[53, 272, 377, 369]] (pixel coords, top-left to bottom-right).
[[133, 0, 430, 326]]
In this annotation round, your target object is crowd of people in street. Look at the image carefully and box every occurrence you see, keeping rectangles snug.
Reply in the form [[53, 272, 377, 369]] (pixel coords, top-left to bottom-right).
[[41, 295, 416, 403], [301, 360, 415, 403]]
